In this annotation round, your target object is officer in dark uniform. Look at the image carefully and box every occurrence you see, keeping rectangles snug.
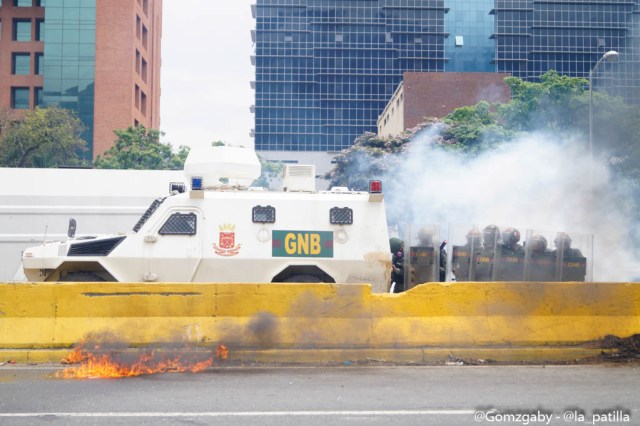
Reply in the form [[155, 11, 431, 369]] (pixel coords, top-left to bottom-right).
[[389, 237, 405, 293], [475, 225, 502, 281], [525, 234, 555, 281], [408, 227, 447, 286], [552, 232, 586, 281], [452, 228, 482, 281], [495, 227, 525, 281]]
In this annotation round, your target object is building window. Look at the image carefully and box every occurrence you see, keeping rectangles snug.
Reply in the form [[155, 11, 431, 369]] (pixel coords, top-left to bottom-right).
[[11, 87, 30, 109], [14, 0, 32, 6], [142, 0, 148, 16], [35, 52, 44, 75], [455, 36, 464, 47], [36, 19, 44, 41], [12, 53, 30, 75], [141, 91, 147, 116], [34, 87, 43, 107], [135, 84, 140, 109], [141, 58, 147, 82], [135, 49, 140, 73], [335, 33, 343, 42], [13, 19, 31, 42], [36, 0, 45, 6], [142, 25, 148, 49], [136, 15, 141, 40]]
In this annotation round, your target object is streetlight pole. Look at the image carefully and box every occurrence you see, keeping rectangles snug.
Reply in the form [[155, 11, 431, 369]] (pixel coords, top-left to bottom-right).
[[588, 50, 619, 163]]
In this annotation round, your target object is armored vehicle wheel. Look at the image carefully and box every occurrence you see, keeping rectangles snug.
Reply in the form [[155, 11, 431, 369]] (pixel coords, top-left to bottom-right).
[[59, 272, 106, 282], [283, 274, 324, 283]]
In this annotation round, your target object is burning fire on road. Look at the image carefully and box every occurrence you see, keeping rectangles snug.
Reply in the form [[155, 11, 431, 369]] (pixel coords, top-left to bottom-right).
[[56, 343, 229, 379]]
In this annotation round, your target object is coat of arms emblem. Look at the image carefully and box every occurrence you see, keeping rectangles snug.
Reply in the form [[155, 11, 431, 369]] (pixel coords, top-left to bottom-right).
[[213, 224, 241, 256]]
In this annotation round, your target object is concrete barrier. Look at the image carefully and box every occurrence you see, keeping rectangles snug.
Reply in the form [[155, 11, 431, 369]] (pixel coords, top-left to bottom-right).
[[0, 282, 638, 364]]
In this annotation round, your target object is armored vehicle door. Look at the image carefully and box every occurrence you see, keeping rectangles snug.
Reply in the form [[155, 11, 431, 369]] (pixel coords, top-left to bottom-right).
[[143, 208, 202, 282]]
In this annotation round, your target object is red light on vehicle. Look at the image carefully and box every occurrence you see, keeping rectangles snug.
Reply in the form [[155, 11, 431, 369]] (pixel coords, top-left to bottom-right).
[[369, 180, 382, 194]]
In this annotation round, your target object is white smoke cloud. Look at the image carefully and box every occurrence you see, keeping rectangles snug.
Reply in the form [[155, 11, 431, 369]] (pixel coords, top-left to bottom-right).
[[382, 127, 640, 281]]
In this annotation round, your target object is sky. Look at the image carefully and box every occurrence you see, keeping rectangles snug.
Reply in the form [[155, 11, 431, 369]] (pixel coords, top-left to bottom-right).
[[160, 1, 255, 150]]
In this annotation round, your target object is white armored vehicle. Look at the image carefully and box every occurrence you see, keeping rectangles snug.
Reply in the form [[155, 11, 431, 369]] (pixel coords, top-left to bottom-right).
[[22, 146, 391, 292]]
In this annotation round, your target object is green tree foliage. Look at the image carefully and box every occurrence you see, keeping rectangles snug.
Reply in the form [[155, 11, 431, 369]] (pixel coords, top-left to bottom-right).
[[326, 130, 413, 190], [253, 156, 284, 189], [94, 126, 189, 170], [0, 106, 89, 168], [500, 70, 589, 132], [442, 101, 514, 153], [327, 70, 640, 186]]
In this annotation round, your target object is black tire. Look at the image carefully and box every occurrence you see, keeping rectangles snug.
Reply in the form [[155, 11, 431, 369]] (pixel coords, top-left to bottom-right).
[[282, 274, 323, 283], [59, 272, 106, 282]]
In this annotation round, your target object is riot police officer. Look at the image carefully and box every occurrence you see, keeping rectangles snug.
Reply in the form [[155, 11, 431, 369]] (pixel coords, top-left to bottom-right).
[[475, 225, 502, 281], [389, 237, 405, 293], [552, 232, 586, 281], [452, 227, 482, 281], [553, 232, 583, 258], [496, 227, 525, 280]]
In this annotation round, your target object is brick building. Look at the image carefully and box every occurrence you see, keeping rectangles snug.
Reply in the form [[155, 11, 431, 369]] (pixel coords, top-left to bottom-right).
[[378, 72, 512, 137], [0, 0, 162, 160]]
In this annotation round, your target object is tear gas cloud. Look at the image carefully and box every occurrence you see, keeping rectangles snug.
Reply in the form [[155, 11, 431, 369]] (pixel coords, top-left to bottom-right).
[[381, 126, 640, 281]]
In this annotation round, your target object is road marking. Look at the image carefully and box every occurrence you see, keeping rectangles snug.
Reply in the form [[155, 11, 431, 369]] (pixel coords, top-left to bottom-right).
[[0, 410, 476, 418]]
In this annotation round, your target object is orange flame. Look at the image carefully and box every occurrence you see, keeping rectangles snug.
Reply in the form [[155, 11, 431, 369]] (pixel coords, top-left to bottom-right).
[[57, 344, 229, 379]]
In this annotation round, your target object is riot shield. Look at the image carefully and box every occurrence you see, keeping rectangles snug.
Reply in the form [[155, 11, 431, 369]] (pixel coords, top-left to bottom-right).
[[403, 224, 442, 288], [551, 231, 591, 282]]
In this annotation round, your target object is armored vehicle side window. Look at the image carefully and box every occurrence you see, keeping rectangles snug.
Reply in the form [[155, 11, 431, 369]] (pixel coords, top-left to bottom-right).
[[159, 212, 197, 236], [330, 207, 353, 225], [252, 205, 276, 223]]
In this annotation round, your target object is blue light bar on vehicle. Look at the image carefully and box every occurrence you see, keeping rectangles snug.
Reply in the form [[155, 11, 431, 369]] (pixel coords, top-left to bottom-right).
[[191, 176, 203, 191]]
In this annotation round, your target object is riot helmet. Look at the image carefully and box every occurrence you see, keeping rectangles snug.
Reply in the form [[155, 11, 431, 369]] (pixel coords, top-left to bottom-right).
[[417, 227, 434, 247], [554, 232, 572, 250], [465, 228, 482, 248], [528, 234, 548, 254], [482, 225, 501, 249], [502, 227, 521, 248], [389, 238, 403, 254]]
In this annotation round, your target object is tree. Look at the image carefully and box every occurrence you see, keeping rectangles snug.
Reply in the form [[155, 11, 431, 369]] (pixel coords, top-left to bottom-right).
[[253, 156, 283, 189], [326, 130, 413, 190], [442, 101, 513, 154], [0, 106, 89, 168], [499, 70, 589, 133], [327, 70, 640, 186], [94, 126, 189, 170]]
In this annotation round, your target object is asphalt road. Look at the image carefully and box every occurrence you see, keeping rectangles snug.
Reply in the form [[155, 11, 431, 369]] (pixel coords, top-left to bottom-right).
[[0, 364, 638, 426]]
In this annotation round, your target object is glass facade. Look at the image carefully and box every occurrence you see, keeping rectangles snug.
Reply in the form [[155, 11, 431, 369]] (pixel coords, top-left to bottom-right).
[[254, 0, 447, 152], [254, 0, 640, 153], [42, 0, 96, 159], [446, 0, 494, 72], [493, 0, 638, 103]]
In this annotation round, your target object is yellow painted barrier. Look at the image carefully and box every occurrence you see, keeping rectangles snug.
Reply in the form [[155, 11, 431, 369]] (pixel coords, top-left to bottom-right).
[[0, 282, 638, 363]]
